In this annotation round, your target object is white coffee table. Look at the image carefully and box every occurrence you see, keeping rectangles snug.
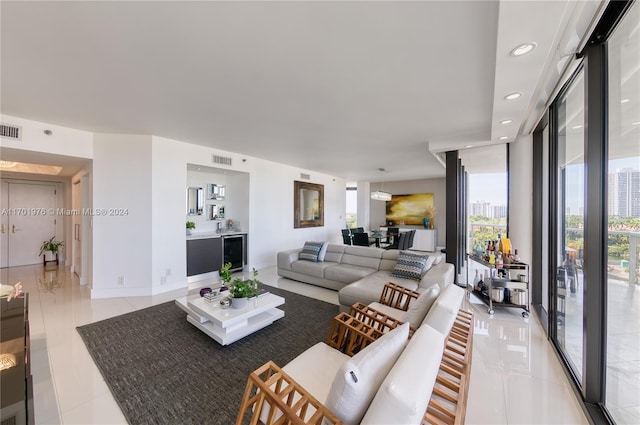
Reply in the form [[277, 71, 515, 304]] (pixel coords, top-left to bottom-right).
[[175, 293, 285, 345]]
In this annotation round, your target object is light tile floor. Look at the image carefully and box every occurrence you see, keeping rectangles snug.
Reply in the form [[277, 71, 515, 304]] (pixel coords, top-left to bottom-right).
[[1, 264, 589, 424]]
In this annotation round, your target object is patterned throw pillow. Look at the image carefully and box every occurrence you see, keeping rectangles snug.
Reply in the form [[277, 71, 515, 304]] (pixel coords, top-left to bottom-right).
[[299, 241, 326, 262], [390, 253, 428, 281]]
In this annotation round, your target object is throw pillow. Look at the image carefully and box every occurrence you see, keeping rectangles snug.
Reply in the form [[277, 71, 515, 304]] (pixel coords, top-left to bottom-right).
[[421, 255, 437, 276], [390, 252, 429, 281], [405, 283, 441, 328], [324, 323, 410, 425], [299, 241, 325, 262], [317, 241, 329, 262]]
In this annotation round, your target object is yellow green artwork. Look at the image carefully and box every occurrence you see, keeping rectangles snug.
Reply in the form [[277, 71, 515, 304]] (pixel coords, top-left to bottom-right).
[[385, 193, 435, 226]]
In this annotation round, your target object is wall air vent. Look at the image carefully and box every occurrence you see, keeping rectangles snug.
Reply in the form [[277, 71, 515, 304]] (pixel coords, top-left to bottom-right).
[[0, 124, 21, 140], [300, 173, 310, 180], [212, 154, 232, 166]]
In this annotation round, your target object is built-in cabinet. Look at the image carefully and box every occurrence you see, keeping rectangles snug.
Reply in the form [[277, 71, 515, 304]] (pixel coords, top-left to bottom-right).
[[186, 237, 222, 277], [186, 233, 247, 277]]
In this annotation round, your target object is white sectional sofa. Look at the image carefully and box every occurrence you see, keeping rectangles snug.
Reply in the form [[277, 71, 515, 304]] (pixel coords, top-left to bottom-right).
[[237, 283, 472, 425], [277, 243, 455, 312]]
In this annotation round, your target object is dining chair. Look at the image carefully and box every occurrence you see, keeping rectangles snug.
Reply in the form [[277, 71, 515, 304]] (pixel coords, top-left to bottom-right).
[[341, 229, 352, 245], [385, 231, 407, 250], [384, 227, 399, 247], [352, 232, 371, 246]]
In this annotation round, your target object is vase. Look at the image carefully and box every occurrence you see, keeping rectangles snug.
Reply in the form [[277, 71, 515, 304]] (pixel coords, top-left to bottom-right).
[[231, 296, 248, 309], [423, 218, 430, 229]]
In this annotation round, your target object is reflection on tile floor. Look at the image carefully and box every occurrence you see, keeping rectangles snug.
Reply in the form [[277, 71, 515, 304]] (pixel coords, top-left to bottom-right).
[[1, 264, 589, 424]]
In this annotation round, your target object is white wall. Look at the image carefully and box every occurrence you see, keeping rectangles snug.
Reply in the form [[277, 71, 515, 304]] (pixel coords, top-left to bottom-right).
[[369, 178, 447, 247], [0, 114, 93, 158], [150, 136, 345, 282], [509, 136, 533, 268], [92, 134, 153, 297]]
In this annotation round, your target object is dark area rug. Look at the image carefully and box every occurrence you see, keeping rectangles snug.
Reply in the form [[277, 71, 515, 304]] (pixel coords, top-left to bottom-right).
[[77, 286, 339, 425]]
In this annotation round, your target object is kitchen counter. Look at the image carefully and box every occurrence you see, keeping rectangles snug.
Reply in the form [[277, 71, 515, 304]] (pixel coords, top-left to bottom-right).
[[186, 231, 246, 240]]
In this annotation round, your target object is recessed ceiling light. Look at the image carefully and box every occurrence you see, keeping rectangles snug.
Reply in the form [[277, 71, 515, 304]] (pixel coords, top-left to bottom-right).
[[465, 145, 473, 149], [621, 98, 630, 103], [632, 122, 640, 126], [511, 43, 537, 56], [504, 92, 522, 100], [499, 136, 509, 140], [500, 119, 513, 125], [572, 125, 583, 129]]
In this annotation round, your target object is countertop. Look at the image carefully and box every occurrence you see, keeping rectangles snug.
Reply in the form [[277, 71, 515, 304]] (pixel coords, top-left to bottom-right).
[[186, 231, 246, 240]]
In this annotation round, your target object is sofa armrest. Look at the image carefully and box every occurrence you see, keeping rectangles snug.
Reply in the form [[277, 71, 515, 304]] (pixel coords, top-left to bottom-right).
[[277, 249, 302, 271], [378, 282, 420, 311], [348, 302, 414, 337], [420, 262, 455, 289], [326, 311, 404, 356], [236, 360, 344, 425]]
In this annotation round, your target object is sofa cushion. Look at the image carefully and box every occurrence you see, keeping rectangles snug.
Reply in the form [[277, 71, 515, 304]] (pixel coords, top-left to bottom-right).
[[299, 241, 326, 262], [338, 271, 420, 309], [361, 324, 445, 424], [325, 323, 410, 425], [390, 252, 429, 281], [405, 283, 441, 328], [422, 283, 465, 335], [324, 244, 345, 263], [291, 260, 336, 279], [325, 264, 377, 284], [379, 250, 400, 271], [368, 302, 409, 323]]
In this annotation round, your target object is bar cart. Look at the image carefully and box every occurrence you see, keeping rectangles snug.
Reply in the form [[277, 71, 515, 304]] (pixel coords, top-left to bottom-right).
[[466, 254, 530, 318]]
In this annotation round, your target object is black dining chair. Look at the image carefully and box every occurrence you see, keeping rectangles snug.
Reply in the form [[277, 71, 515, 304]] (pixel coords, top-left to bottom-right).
[[352, 232, 371, 246], [352, 227, 365, 233], [341, 229, 352, 245], [406, 230, 416, 250], [385, 231, 407, 250], [383, 227, 399, 247]]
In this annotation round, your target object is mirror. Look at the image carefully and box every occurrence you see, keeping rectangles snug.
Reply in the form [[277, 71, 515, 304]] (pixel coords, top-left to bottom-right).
[[187, 187, 204, 215], [294, 181, 324, 228], [207, 183, 226, 200]]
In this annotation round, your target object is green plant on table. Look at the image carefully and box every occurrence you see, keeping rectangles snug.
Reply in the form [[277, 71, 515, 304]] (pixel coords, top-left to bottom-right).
[[39, 236, 64, 256], [229, 268, 261, 298], [186, 221, 196, 230]]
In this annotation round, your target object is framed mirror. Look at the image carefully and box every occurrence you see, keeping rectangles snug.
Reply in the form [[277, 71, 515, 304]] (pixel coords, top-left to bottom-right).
[[294, 181, 324, 228], [187, 187, 204, 216]]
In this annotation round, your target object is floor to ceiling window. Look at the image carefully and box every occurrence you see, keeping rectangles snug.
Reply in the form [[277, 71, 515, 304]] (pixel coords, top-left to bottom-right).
[[553, 70, 586, 382], [605, 2, 640, 422], [460, 145, 507, 255]]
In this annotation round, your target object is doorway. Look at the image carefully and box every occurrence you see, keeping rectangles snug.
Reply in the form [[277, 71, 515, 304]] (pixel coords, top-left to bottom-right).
[[1, 182, 59, 267]]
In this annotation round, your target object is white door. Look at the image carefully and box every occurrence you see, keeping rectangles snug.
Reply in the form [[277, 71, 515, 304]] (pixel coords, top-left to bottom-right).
[[6, 183, 57, 267], [72, 179, 82, 278]]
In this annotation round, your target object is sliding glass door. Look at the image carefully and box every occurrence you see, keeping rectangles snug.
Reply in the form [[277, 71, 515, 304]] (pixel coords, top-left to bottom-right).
[[606, 2, 640, 422], [553, 70, 586, 382]]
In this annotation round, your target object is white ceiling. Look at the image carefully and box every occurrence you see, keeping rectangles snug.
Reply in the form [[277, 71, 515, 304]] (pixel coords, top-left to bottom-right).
[[0, 1, 603, 182]]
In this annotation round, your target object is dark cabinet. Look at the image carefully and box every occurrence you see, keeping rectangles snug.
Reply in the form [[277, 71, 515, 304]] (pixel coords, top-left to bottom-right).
[[1, 294, 33, 425], [186, 237, 223, 277]]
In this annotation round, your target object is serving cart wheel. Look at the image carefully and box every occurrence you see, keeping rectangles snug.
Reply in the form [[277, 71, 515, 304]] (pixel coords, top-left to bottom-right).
[[522, 311, 529, 318], [488, 308, 494, 315]]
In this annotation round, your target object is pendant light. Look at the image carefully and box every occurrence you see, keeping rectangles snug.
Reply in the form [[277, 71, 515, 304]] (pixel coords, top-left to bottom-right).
[[371, 168, 392, 201]]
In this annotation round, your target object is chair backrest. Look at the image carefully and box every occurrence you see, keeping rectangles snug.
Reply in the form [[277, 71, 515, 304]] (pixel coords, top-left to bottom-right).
[[352, 232, 370, 246], [387, 227, 399, 244], [397, 232, 409, 250], [407, 230, 416, 249], [341, 229, 351, 237], [352, 227, 365, 233], [342, 234, 352, 245]]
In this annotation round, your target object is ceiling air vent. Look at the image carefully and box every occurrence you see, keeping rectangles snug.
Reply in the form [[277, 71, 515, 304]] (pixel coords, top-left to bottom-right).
[[0, 124, 21, 140], [212, 154, 232, 166], [300, 173, 310, 180]]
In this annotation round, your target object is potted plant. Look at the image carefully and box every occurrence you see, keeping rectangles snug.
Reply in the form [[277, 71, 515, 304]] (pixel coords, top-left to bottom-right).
[[186, 221, 196, 235], [229, 268, 261, 309], [39, 236, 64, 264]]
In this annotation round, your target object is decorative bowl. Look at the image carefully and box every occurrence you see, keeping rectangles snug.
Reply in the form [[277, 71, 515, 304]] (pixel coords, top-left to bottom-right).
[[199, 287, 212, 297]]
